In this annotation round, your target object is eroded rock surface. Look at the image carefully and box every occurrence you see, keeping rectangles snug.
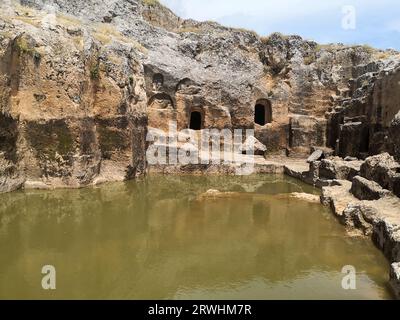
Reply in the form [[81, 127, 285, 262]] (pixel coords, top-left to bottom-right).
[[0, 0, 399, 297], [1, 0, 399, 191], [350, 175, 391, 201], [0, 0, 149, 191], [360, 153, 400, 197]]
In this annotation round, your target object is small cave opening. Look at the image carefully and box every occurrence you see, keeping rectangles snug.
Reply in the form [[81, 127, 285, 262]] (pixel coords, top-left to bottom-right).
[[254, 100, 272, 126], [189, 111, 202, 131]]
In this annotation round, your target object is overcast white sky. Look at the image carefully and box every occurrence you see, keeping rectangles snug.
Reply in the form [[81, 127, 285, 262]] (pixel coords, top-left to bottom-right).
[[160, 0, 400, 50]]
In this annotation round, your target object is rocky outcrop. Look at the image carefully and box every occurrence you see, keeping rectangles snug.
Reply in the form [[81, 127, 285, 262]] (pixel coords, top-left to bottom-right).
[[318, 157, 362, 181], [286, 151, 400, 299], [321, 181, 400, 260], [283, 147, 400, 297], [0, 0, 399, 191], [360, 153, 400, 197], [329, 59, 400, 160], [320, 174, 400, 298], [0, 0, 398, 299], [0, 0, 149, 191], [285, 155, 363, 188], [0, 0, 399, 299], [287, 153, 400, 203]]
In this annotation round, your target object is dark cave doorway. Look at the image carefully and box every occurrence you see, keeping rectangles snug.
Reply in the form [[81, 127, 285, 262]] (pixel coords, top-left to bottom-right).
[[189, 111, 202, 130], [254, 100, 272, 126]]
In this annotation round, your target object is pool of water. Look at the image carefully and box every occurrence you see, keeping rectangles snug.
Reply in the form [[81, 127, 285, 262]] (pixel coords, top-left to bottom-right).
[[0, 175, 393, 299]]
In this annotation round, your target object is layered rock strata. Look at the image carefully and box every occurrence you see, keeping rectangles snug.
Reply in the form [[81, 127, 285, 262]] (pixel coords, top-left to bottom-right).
[[1, 0, 400, 191], [0, 0, 400, 298]]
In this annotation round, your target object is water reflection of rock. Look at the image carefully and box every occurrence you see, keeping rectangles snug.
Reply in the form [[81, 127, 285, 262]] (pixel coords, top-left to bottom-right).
[[0, 176, 390, 299]]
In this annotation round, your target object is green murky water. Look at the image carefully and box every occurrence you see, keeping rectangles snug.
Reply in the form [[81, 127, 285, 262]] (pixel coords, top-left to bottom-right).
[[0, 175, 392, 299]]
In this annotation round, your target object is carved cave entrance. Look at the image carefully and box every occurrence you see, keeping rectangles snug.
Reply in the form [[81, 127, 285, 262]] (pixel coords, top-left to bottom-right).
[[189, 111, 203, 130], [254, 100, 272, 126]]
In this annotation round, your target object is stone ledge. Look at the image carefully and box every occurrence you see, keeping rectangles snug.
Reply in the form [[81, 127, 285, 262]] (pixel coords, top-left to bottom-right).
[[321, 184, 400, 299], [350, 175, 392, 200], [321, 182, 400, 263]]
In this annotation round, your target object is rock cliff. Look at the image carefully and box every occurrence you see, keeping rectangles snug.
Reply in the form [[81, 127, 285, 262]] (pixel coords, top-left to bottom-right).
[[1, 0, 400, 191]]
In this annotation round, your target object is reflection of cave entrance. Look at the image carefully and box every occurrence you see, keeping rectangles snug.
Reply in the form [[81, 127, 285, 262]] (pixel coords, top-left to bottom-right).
[[254, 100, 272, 126], [189, 111, 202, 130]]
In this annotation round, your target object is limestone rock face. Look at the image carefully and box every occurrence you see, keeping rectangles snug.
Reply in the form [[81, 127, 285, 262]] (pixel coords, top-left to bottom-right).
[[0, 0, 148, 191], [331, 60, 400, 160], [338, 122, 369, 158], [289, 115, 327, 155], [0, 0, 400, 192]]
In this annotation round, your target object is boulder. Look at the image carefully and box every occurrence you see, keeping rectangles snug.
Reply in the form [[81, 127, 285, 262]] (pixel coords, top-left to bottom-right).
[[0, 0, 400, 195], [360, 153, 400, 192], [307, 149, 324, 163], [350, 176, 391, 201], [319, 157, 362, 181]]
